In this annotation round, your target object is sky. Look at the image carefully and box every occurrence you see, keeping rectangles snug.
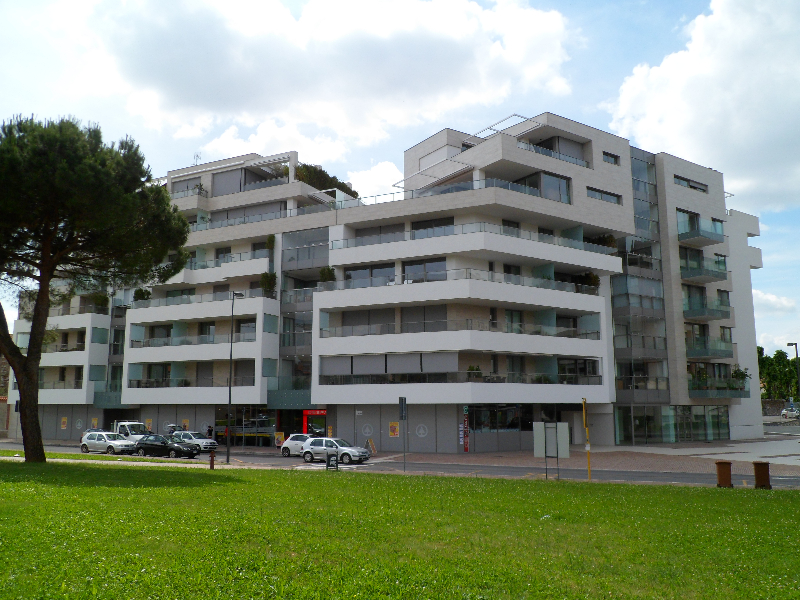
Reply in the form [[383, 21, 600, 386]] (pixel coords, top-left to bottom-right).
[[1, 0, 799, 354]]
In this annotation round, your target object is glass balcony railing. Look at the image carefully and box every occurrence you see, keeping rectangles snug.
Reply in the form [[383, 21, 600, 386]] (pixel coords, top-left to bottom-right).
[[266, 376, 312, 391], [170, 187, 209, 200], [281, 288, 314, 305], [130, 332, 257, 349], [680, 257, 727, 280], [280, 332, 312, 348], [281, 243, 329, 270], [677, 216, 725, 245], [321, 319, 600, 340], [131, 288, 269, 310], [613, 335, 666, 351], [620, 253, 662, 272], [682, 298, 731, 320], [189, 204, 331, 233], [128, 377, 255, 388], [330, 221, 617, 256], [47, 305, 109, 317], [42, 342, 86, 354], [685, 337, 734, 358], [320, 372, 602, 386], [516, 140, 589, 168], [611, 294, 665, 310], [14, 380, 83, 390], [614, 376, 669, 390], [688, 377, 749, 398], [186, 249, 271, 270], [316, 268, 599, 296]]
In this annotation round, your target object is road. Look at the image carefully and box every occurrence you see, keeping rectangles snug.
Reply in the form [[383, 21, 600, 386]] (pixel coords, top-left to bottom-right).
[[4, 441, 799, 489]]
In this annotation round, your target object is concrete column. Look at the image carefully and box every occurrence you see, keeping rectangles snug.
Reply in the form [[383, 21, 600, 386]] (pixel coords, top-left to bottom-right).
[[473, 168, 485, 189], [288, 151, 298, 183]]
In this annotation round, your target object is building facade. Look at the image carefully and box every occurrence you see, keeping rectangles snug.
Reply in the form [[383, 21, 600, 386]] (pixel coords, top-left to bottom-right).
[[6, 113, 764, 449]]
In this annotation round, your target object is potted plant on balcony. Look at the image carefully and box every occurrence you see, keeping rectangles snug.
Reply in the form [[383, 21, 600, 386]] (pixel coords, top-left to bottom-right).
[[265, 234, 275, 251], [319, 266, 336, 283], [730, 364, 751, 390], [466, 365, 483, 381], [260, 272, 277, 299], [133, 288, 151, 302], [694, 369, 709, 390]]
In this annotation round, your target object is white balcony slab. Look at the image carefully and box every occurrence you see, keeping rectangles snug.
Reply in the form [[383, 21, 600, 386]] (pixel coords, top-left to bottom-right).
[[127, 296, 279, 325], [166, 256, 273, 287], [122, 383, 262, 405], [126, 339, 262, 364]]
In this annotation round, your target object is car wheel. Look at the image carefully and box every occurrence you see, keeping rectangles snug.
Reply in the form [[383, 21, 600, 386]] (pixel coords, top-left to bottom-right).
[[137, 449, 146, 457], [341, 453, 352, 464], [169, 450, 178, 458], [80, 444, 89, 454], [106, 446, 116, 455], [303, 451, 314, 463], [281, 447, 290, 457]]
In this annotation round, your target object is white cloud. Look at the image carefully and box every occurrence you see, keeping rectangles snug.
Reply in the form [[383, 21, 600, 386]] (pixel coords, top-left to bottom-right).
[[605, 0, 800, 212], [758, 332, 800, 355], [753, 289, 797, 317], [347, 162, 404, 198]]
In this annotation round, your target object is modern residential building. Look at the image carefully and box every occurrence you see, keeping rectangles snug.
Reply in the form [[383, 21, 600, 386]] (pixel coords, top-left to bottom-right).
[[6, 113, 764, 449]]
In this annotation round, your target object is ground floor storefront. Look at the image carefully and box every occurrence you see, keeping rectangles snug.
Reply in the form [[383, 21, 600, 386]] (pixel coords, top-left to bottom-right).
[[614, 405, 730, 445]]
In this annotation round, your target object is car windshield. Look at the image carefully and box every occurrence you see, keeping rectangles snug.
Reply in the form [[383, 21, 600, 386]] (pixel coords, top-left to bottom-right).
[[188, 432, 208, 439], [127, 424, 147, 435], [106, 434, 124, 441], [333, 439, 352, 447]]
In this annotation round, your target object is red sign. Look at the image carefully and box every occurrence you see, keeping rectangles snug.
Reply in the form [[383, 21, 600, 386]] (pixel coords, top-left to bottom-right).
[[303, 409, 327, 416], [463, 411, 469, 452]]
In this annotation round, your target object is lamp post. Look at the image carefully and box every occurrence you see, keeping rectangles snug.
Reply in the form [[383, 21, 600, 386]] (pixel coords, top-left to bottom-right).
[[788, 343, 800, 406], [227, 291, 245, 464]]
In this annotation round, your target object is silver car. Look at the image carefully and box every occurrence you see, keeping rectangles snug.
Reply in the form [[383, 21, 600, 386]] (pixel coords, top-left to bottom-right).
[[281, 433, 314, 457], [172, 431, 218, 452], [81, 432, 136, 455], [301, 437, 370, 464]]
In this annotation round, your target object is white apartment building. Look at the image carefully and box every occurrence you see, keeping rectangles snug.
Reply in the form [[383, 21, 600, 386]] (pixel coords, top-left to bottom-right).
[[7, 113, 764, 450]]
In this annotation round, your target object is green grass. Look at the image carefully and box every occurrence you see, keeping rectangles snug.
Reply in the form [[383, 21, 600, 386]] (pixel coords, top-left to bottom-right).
[[0, 463, 798, 600], [0, 450, 187, 463]]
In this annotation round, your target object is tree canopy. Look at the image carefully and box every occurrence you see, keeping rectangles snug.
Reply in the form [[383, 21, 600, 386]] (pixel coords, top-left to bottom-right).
[[758, 346, 800, 400], [0, 116, 189, 462]]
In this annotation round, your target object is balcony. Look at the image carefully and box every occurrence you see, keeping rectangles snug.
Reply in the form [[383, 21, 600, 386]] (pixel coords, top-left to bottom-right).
[[614, 376, 670, 404], [516, 140, 589, 168], [688, 377, 749, 398], [189, 203, 331, 233], [613, 335, 667, 359], [42, 342, 86, 354], [128, 376, 255, 388], [620, 253, 661, 273], [282, 243, 329, 272], [683, 298, 731, 321], [685, 337, 734, 359], [331, 221, 617, 256], [320, 371, 602, 386], [186, 249, 272, 271], [678, 217, 724, 247], [170, 187, 209, 200], [13, 380, 83, 390], [279, 332, 312, 356], [317, 268, 599, 296], [131, 288, 270, 310], [680, 257, 727, 283], [48, 304, 108, 317], [321, 319, 600, 340], [130, 332, 257, 349]]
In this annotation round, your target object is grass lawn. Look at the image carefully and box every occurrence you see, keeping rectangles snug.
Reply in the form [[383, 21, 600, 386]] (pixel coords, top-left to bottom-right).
[[0, 449, 189, 463], [0, 463, 797, 599]]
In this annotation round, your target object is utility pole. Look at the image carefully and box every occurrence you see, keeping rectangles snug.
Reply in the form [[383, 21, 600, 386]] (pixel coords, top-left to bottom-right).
[[582, 398, 591, 481]]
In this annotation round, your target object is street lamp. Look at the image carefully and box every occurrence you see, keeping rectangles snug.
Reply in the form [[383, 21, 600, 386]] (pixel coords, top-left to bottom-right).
[[227, 291, 245, 464], [788, 343, 800, 406]]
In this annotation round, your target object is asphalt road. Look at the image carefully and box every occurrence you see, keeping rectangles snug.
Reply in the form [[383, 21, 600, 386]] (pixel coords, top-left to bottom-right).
[[5, 441, 799, 489]]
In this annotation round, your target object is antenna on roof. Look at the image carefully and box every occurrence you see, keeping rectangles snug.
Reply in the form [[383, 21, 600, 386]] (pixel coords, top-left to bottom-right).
[[193, 152, 201, 166]]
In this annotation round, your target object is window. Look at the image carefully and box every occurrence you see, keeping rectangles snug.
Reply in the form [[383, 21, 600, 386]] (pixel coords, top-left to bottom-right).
[[199, 322, 215, 337], [720, 327, 732, 343], [505, 310, 523, 334], [237, 319, 257, 335], [714, 254, 727, 271], [411, 217, 454, 239], [674, 175, 708, 193], [587, 187, 621, 204], [310, 439, 323, 447], [502, 220, 520, 236], [541, 173, 570, 204], [603, 152, 620, 165], [503, 264, 521, 284], [717, 290, 731, 306], [403, 258, 447, 282], [263, 314, 279, 334], [262, 358, 278, 377], [166, 288, 195, 298], [345, 263, 395, 287]]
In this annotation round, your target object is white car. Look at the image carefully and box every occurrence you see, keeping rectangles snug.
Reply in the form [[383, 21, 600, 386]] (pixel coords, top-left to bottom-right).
[[301, 437, 370, 464], [171, 431, 218, 452], [81, 432, 136, 455], [280, 433, 315, 457], [782, 408, 800, 419]]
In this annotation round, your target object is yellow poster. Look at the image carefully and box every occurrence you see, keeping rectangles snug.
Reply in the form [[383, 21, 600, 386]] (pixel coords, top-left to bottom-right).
[[145, 419, 152, 432], [389, 422, 399, 438], [327, 425, 333, 437], [60, 417, 68, 430], [91, 417, 98, 429], [275, 432, 285, 446], [182, 418, 189, 431]]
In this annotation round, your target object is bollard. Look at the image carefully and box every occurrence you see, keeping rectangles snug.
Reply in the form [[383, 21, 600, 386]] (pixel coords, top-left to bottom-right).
[[715, 460, 733, 488], [209, 450, 215, 470], [753, 461, 771, 489]]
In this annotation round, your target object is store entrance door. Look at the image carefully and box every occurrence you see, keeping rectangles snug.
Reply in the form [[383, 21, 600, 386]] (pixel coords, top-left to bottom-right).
[[303, 409, 327, 436], [676, 407, 692, 442]]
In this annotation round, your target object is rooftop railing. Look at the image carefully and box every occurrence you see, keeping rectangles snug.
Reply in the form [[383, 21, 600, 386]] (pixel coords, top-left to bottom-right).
[[130, 288, 269, 310], [320, 319, 600, 340], [516, 140, 589, 168], [130, 332, 257, 348], [319, 372, 602, 386], [316, 268, 599, 296], [330, 221, 616, 256]]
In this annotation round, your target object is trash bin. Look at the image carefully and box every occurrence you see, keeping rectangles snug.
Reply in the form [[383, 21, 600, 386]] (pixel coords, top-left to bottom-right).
[[715, 460, 732, 488], [326, 452, 338, 471], [753, 461, 771, 489]]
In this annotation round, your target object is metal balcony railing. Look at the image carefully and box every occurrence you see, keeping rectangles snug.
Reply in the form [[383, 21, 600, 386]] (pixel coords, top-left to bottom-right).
[[41, 342, 86, 354], [321, 319, 600, 340], [131, 288, 270, 310], [128, 376, 255, 388], [130, 332, 257, 348], [320, 372, 602, 385]]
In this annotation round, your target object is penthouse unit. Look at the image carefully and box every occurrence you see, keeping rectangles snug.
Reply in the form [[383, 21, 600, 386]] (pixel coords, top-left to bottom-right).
[[6, 113, 763, 449]]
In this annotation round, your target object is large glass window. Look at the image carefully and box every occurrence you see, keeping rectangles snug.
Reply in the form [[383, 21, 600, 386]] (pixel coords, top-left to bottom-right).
[[403, 258, 447, 282], [541, 173, 571, 204], [411, 217, 454, 239], [468, 404, 522, 432]]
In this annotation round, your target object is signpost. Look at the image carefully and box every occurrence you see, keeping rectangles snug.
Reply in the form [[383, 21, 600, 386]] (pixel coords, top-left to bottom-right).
[[399, 397, 407, 472]]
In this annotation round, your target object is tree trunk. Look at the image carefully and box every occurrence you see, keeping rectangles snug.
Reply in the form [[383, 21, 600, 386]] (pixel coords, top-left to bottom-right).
[[17, 363, 46, 463]]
